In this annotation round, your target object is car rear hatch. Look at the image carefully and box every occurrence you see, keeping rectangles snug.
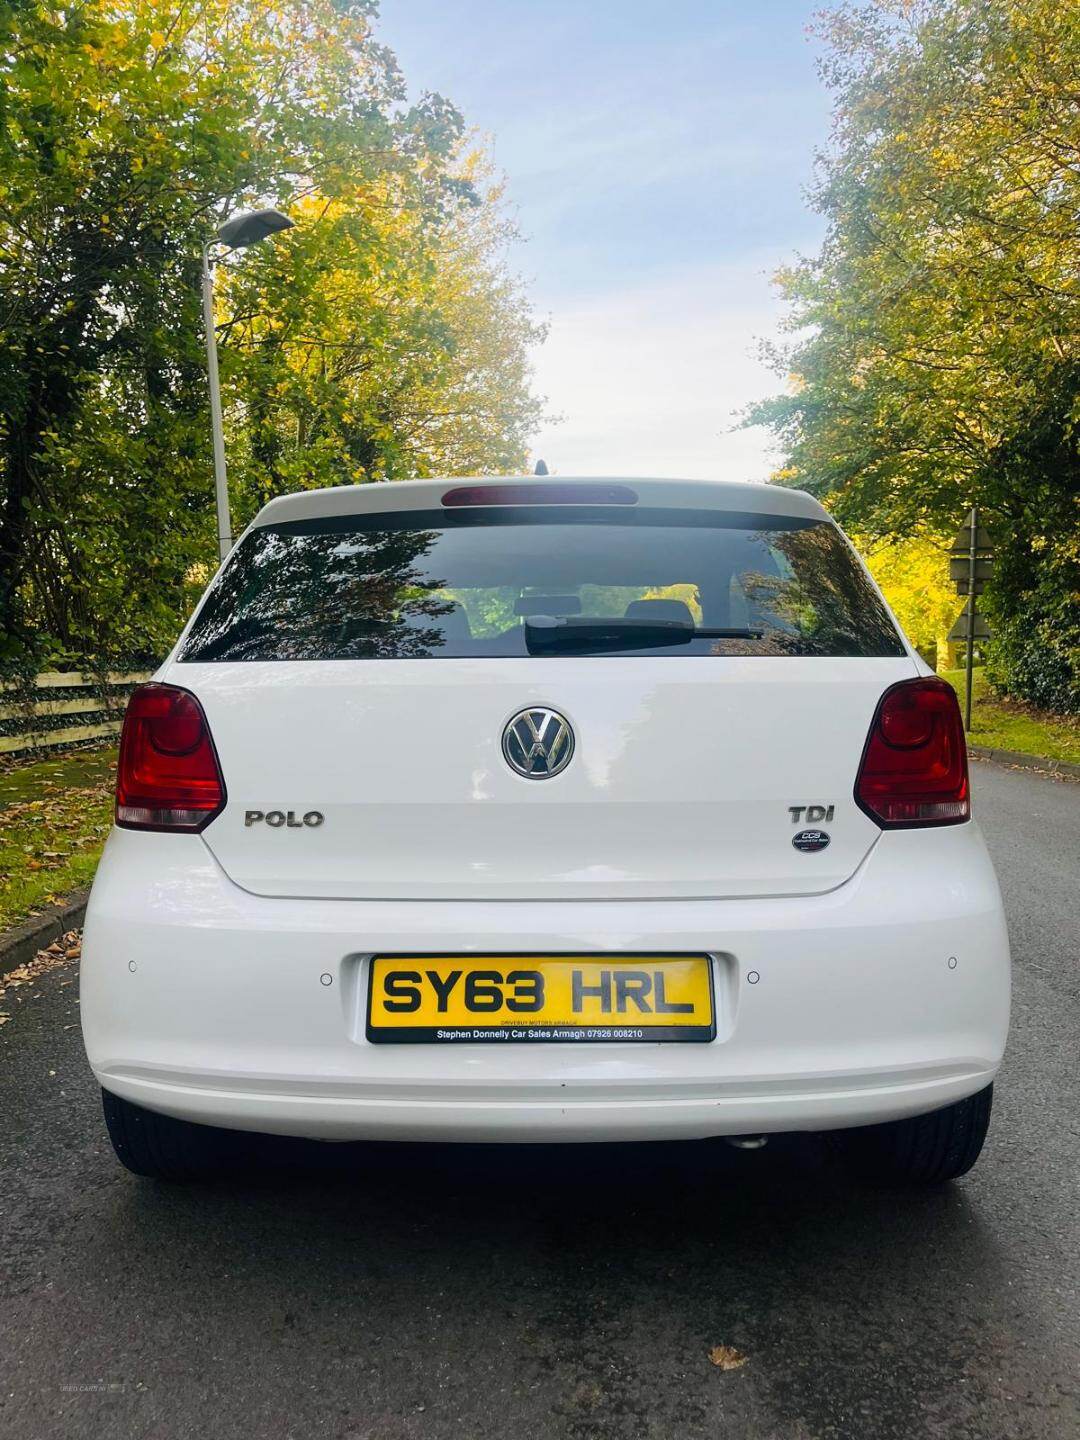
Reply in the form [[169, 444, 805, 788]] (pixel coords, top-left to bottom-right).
[[170, 482, 916, 901]]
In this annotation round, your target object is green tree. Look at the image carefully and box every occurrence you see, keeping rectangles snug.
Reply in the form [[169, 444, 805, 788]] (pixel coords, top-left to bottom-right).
[[0, 0, 541, 668], [750, 0, 1080, 711], [217, 154, 544, 527]]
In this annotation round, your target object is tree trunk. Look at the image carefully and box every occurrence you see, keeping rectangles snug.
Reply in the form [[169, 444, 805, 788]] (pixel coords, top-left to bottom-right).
[[0, 421, 39, 647]]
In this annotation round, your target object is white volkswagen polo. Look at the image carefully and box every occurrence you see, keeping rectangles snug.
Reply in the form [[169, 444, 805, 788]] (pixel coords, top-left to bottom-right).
[[81, 477, 1010, 1183]]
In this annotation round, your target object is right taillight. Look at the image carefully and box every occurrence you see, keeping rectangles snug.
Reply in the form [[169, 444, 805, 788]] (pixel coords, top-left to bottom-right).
[[855, 678, 970, 828], [116, 683, 226, 832]]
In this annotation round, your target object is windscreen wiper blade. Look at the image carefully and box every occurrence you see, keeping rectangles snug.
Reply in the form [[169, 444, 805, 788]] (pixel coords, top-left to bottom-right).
[[523, 616, 762, 654], [693, 627, 765, 639]]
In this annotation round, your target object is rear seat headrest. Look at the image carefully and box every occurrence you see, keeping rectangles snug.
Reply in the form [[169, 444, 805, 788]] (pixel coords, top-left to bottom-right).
[[623, 598, 694, 626]]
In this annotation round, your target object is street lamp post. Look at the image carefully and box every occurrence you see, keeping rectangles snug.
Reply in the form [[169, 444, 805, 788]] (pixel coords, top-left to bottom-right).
[[201, 208, 294, 563]]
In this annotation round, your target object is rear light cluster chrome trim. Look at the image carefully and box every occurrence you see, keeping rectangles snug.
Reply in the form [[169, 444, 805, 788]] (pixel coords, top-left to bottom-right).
[[855, 678, 970, 829]]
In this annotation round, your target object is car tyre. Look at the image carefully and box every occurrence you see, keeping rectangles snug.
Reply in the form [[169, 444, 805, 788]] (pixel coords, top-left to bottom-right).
[[836, 1083, 993, 1185], [102, 1089, 237, 1181]]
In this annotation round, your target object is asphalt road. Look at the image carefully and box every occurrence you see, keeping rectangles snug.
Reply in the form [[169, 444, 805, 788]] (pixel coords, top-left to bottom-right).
[[2, 760, 1078, 1440]]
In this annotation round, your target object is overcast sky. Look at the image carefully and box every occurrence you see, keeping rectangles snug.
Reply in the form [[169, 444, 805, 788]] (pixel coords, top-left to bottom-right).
[[376, 1, 831, 480]]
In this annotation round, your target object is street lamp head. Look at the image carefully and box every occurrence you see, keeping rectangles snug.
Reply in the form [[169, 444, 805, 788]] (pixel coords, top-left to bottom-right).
[[215, 208, 294, 250]]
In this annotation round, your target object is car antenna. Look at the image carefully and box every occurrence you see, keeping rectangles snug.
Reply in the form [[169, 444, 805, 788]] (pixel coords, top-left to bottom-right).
[[534, 459, 549, 476]]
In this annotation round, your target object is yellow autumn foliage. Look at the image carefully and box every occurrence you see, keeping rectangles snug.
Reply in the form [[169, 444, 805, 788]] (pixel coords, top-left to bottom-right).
[[854, 534, 962, 660]]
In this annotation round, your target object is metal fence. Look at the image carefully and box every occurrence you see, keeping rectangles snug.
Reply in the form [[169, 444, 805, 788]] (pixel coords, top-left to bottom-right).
[[0, 672, 152, 757]]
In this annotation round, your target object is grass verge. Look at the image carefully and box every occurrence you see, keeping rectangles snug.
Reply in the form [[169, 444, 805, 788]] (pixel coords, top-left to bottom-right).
[[940, 669, 1079, 767], [0, 746, 115, 932]]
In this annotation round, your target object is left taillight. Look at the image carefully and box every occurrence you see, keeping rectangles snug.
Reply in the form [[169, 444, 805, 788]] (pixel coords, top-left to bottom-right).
[[116, 683, 225, 832]]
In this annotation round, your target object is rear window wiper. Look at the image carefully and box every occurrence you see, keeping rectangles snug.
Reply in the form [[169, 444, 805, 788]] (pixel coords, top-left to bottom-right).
[[524, 616, 762, 654]]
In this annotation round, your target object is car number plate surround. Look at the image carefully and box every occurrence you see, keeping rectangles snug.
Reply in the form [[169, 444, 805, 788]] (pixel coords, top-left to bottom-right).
[[366, 955, 716, 1044]]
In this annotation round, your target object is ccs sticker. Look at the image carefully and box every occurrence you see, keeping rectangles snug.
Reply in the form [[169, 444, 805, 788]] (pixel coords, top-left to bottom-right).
[[792, 829, 830, 853]]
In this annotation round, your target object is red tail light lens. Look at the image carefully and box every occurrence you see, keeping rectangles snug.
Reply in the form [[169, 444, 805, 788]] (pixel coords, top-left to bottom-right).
[[116, 684, 225, 832], [855, 678, 970, 828]]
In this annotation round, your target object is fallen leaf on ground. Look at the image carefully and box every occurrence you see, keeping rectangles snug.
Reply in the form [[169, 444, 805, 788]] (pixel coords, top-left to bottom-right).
[[0, 930, 83, 1002], [708, 1346, 748, 1371]]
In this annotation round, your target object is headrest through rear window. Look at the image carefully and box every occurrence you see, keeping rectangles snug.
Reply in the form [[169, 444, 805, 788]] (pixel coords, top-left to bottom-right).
[[623, 598, 694, 625]]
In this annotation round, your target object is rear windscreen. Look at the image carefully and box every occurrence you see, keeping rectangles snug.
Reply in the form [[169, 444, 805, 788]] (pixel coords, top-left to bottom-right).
[[179, 506, 905, 661]]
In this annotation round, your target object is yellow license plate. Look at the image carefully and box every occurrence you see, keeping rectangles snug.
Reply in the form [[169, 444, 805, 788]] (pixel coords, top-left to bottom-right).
[[366, 956, 715, 1044]]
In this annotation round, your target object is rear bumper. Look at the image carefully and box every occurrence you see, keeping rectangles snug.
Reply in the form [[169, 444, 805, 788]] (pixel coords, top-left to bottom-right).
[[81, 826, 1010, 1143]]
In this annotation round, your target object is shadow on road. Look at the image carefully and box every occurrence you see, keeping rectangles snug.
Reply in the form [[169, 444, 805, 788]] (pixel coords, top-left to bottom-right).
[[80, 1132, 1025, 1440]]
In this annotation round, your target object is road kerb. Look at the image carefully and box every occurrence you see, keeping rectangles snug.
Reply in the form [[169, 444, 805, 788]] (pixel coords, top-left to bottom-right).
[[0, 892, 89, 973], [968, 745, 1080, 780]]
